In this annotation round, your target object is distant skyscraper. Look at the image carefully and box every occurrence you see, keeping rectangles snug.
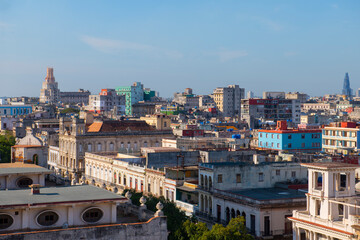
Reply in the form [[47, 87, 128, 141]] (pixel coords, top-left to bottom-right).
[[342, 72, 352, 98]]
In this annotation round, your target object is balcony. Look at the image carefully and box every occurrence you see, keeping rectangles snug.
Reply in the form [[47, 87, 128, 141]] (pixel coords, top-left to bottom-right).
[[176, 200, 197, 216]]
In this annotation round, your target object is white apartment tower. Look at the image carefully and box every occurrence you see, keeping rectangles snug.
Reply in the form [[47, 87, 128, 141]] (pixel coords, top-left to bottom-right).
[[40, 67, 60, 104]]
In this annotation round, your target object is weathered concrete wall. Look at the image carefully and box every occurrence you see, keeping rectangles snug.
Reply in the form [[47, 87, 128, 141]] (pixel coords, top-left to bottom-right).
[[0, 216, 168, 240], [146, 151, 199, 168]]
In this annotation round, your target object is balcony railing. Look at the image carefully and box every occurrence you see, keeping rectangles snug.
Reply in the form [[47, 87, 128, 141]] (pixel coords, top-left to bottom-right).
[[176, 200, 197, 214]]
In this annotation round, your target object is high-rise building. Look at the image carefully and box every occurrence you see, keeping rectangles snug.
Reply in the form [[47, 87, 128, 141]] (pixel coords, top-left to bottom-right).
[[342, 72, 352, 98], [87, 89, 125, 115], [212, 85, 245, 117], [116, 82, 144, 115], [39, 68, 60, 104]]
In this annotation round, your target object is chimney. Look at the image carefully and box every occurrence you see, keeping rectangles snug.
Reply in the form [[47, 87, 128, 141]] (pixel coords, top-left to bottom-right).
[[29, 184, 41, 194]]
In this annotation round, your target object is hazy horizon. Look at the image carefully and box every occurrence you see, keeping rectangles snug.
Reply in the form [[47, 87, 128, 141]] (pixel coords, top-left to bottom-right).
[[0, 0, 359, 98]]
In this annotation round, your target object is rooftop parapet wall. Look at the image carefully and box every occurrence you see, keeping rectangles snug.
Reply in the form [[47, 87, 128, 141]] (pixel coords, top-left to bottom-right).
[[0, 216, 168, 240]]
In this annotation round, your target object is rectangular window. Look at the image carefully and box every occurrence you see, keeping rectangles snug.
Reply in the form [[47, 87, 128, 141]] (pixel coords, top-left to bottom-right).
[[236, 174, 241, 183], [301, 143, 305, 148], [291, 171, 296, 178], [218, 174, 223, 183], [259, 173, 264, 182], [277, 135, 280, 139], [276, 170, 280, 176], [288, 143, 292, 148], [277, 143, 280, 148], [288, 135, 292, 139], [301, 134, 305, 139]]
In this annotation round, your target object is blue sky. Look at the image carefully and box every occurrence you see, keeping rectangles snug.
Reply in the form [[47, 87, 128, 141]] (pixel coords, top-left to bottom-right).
[[0, 0, 359, 98]]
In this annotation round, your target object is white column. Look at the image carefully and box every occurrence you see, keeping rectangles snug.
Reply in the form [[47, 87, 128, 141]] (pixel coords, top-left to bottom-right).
[[111, 203, 117, 223], [21, 208, 29, 229], [67, 205, 74, 226]]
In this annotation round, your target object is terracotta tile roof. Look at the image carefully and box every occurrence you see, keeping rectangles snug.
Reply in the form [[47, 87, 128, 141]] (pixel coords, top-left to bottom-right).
[[87, 120, 155, 133], [87, 122, 103, 132]]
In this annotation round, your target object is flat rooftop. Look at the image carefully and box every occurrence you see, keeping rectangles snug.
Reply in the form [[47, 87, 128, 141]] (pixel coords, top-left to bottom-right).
[[225, 187, 306, 201], [0, 163, 52, 176], [301, 162, 359, 169], [0, 185, 125, 207]]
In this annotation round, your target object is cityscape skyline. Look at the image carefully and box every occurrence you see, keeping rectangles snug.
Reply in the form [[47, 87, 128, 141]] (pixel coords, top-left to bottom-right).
[[0, 1, 359, 97]]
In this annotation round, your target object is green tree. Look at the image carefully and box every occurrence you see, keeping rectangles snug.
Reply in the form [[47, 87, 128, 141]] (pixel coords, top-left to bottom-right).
[[200, 217, 253, 240], [123, 190, 189, 239], [60, 108, 79, 114], [175, 217, 253, 240], [0, 132, 16, 163]]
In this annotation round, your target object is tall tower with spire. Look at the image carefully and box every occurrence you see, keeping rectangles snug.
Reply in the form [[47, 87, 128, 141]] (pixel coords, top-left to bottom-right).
[[40, 67, 60, 104], [342, 72, 352, 98]]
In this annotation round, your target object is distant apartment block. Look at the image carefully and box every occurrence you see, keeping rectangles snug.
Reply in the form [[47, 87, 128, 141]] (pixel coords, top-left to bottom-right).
[[258, 121, 322, 152], [212, 85, 244, 117], [302, 103, 334, 112], [88, 89, 125, 115], [116, 82, 145, 115], [173, 88, 200, 111], [322, 122, 360, 154], [59, 89, 90, 105], [241, 98, 301, 129], [0, 105, 32, 117]]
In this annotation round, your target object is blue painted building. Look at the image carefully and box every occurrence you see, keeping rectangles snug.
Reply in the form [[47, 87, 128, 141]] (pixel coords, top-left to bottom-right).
[[0, 105, 32, 117], [258, 121, 322, 152]]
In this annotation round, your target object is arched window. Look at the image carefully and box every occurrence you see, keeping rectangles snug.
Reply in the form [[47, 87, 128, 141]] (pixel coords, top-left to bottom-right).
[[226, 207, 230, 223], [37, 211, 59, 226], [155, 141, 160, 147], [144, 141, 148, 147], [88, 143, 92, 152], [242, 212, 247, 226], [97, 143, 102, 152], [33, 154, 39, 165], [109, 142, 114, 151], [17, 177, 33, 188], [231, 209, 235, 219], [82, 208, 103, 223], [79, 144, 83, 153], [200, 195, 204, 212], [0, 214, 13, 229], [236, 210, 240, 217]]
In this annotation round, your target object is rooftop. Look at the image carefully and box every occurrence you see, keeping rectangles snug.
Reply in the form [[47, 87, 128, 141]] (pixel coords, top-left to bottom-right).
[[225, 187, 306, 201], [0, 185, 125, 207], [301, 162, 358, 170], [0, 163, 52, 176], [87, 120, 156, 133]]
